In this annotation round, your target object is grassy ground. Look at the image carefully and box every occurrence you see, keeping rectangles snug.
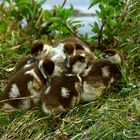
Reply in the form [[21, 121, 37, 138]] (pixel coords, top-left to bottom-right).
[[0, 2, 140, 140], [0, 37, 140, 140]]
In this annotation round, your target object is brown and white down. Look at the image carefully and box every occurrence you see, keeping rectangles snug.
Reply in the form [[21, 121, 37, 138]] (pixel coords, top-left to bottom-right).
[[0, 57, 55, 110], [41, 74, 82, 115], [80, 49, 122, 102], [54, 37, 94, 67], [14, 37, 93, 73], [41, 55, 88, 115], [44, 43, 89, 76], [14, 41, 64, 75], [14, 42, 51, 73], [81, 58, 122, 102], [99, 49, 122, 65], [56, 37, 92, 54], [64, 43, 94, 67]]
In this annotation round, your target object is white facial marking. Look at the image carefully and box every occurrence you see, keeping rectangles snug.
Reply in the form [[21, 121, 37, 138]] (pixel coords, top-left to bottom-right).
[[24, 59, 33, 68], [51, 56, 64, 68], [9, 84, 20, 98], [46, 43, 66, 60], [38, 60, 47, 79], [44, 44, 66, 59], [25, 69, 42, 83], [77, 74, 82, 84], [110, 53, 121, 64], [43, 44, 52, 55], [24, 63, 32, 69], [73, 49, 76, 56], [24, 59, 34, 69], [42, 103, 52, 115], [45, 86, 51, 95], [105, 54, 109, 58], [72, 61, 87, 74], [102, 66, 110, 77], [82, 46, 90, 52], [65, 74, 74, 76], [56, 43, 66, 59], [104, 53, 121, 64], [51, 55, 62, 61], [53, 65, 63, 76], [56, 43, 64, 49], [50, 57, 65, 76], [80, 53, 86, 57], [83, 65, 92, 77], [61, 87, 70, 98]]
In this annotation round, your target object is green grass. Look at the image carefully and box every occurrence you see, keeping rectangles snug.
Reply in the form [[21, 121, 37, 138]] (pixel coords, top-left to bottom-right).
[[0, 44, 139, 139], [0, 91, 139, 139], [0, 33, 140, 140]]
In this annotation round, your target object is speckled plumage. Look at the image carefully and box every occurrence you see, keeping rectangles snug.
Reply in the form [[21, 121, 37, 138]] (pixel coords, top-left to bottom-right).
[[0, 57, 55, 110], [81, 59, 122, 102]]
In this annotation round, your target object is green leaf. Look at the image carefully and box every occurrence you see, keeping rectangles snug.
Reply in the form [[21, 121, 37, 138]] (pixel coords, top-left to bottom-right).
[[36, 0, 46, 6], [49, 17, 62, 22], [90, 35, 98, 40], [67, 19, 81, 27], [44, 10, 52, 19], [0, 22, 7, 33], [88, 0, 101, 9], [92, 22, 100, 33]]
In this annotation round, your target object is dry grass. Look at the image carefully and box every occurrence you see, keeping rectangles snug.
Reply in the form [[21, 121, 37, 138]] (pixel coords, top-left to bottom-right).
[[0, 86, 140, 139]]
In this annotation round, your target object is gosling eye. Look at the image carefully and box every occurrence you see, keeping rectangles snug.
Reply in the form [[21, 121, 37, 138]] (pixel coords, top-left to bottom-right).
[[86, 65, 88, 69], [86, 63, 90, 69]]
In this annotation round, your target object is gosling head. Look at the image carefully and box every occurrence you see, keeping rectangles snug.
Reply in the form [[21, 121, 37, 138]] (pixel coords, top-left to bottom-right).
[[99, 49, 122, 64], [38, 57, 55, 85], [31, 42, 53, 59], [69, 55, 88, 75], [63, 43, 75, 67], [30, 42, 44, 56]]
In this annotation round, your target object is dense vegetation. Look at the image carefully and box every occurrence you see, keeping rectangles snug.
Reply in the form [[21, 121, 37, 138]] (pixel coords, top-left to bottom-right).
[[0, 0, 140, 139]]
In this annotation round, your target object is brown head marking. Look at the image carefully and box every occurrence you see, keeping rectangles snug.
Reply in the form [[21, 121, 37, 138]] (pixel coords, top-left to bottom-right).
[[102, 49, 117, 57], [42, 58, 55, 76], [31, 42, 44, 56], [64, 43, 75, 55], [70, 55, 86, 66], [75, 43, 84, 50]]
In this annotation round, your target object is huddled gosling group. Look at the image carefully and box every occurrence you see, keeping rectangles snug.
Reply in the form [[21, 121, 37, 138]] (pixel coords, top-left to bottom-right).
[[0, 37, 122, 115]]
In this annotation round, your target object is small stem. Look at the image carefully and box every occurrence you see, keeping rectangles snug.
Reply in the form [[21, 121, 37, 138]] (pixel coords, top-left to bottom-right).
[[98, 22, 104, 48], [61, 0, 67, 8], [35, 9, 44, 28], [121, 0, 131, 21]]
